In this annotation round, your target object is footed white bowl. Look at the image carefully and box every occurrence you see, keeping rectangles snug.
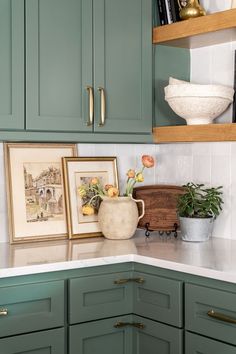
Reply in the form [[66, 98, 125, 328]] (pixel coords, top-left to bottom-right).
[[164, 82, 234, 125]]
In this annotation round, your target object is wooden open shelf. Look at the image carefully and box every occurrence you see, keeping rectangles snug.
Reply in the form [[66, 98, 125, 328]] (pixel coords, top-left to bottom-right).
[[153, 123, 236, 143], [153, 8, 236, 48]]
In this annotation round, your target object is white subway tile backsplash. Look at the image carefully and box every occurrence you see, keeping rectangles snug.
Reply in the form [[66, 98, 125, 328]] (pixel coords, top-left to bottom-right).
[[0, 140, 234, 242]]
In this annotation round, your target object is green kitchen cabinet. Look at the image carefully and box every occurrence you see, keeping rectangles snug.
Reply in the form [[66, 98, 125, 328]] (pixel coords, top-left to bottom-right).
[[25, 0, 152, 135], [185, 332, 236, 354], [0, 0, 24, 130], [69, 315, 182, 354], [0, 327, 65, 354], [0, 280, 65, 338]]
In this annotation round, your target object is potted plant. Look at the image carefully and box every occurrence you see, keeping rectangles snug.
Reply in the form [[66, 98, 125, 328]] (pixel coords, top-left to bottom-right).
[[177, 182, 223, 242]]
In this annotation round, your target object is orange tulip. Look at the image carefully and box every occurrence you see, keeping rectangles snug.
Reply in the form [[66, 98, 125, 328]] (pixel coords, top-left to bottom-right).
[[127, 169, 135, 178], [107, 187, 119, 197], [142, 155, 154, 168]]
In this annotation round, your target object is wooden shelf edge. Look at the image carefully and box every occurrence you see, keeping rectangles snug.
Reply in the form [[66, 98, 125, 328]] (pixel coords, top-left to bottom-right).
[[153, 123, 236, 143], [153, 8, 236, 48]]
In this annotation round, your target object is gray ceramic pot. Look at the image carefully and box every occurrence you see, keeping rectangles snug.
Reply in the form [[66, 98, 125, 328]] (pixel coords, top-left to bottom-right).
[[179, 216, 214, 242]]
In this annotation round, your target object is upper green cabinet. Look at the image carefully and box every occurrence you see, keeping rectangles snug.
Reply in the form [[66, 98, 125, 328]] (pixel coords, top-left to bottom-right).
[[26, 0, 93, 132], [93, 0, 152, 133], [10, 0, 152, 135], [0, 0, 24, 130]]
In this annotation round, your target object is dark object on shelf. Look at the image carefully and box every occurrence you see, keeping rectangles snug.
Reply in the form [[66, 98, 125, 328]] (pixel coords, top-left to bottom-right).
[[133, 185, 185, 237], [157, 0, 168, 25], [232, 50, 236, 123], [169, 0, 181, 22]]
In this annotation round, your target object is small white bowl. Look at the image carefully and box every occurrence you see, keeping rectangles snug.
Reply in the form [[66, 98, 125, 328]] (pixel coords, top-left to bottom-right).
[[164, 82, 234, 125]]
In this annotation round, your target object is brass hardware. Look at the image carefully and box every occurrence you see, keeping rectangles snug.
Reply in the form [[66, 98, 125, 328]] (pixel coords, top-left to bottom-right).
[[207, 310, 236, 324], [177, 0, 206, 20], [98, 87, 106, 126], [114, 277, 145, 285], [0, 308, 8, 316], [114, 322, 145, 329], [86, 86, 94, 126]]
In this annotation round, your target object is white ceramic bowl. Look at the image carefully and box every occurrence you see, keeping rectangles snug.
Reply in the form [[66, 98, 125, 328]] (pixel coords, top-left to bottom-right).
[[164, 82, 234, 125]]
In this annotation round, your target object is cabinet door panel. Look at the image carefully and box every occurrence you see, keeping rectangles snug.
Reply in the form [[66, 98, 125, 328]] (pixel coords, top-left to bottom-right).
[[93, 0, 152, 133], [0, 0, 24, 129], [133, 272, 183, 327], [69, 271, 133, 323], [185, 283, 236, 345], [26, 0, 93, 131], [69, 315, 133, 354], [0, 328, 65, 354], [133, 316, 183, 354], [0, 280, 64, 337], [186, 332, 236, 354]]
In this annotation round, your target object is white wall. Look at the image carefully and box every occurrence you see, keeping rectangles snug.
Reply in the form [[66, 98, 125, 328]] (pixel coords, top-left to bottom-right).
[[0, 141, 236, 243]]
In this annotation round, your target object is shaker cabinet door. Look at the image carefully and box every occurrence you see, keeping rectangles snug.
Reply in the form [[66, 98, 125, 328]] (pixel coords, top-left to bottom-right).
[[93, 0, 152, 134], [0, 0, 24, 130], [26, 0, 93, 132]]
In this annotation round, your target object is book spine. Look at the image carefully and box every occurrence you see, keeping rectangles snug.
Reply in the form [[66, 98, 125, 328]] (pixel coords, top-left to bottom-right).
[[157, 0, 168, 26], [169, 0, 181, 22], [165, 0, 173, 24]]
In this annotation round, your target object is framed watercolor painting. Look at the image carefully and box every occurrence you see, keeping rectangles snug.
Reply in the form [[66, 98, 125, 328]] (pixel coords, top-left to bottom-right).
[[62, 157, 119, 239], [4, 143, 77, 244]]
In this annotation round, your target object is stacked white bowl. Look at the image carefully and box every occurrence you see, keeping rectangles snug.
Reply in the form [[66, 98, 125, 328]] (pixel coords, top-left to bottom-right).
[[164, 77, 235, 125]]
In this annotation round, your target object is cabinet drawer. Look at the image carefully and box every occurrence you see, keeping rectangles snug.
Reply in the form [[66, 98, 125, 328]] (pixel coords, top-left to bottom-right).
[[133, 272, 183, 327], [70, 315, 183, 354], [186, 332, 236, 354], [0, 280, 65, 337], [0, 327, 65, 354], [185, 283, 236, 345], [69, 272, 133, 324]]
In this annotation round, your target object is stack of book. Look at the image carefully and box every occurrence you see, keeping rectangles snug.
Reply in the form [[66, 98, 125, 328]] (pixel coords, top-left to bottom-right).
[[157, 0, 181, 25]]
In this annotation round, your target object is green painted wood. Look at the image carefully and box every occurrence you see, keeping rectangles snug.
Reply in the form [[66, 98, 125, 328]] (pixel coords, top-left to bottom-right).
[[0, 130, 153, 143], [185, 283, 236, 345], [154, 45, 190, 126], [133, 271, 183, 327], [0, 327, 65, 354], [93, 0, 152, 134], [185, 332, 236, 354], [69, 315, 133, 354], [26, 0, 93, 132], [69, 271, 133, 324], [0, 280, 65, 337], [0, 0, 24, 130], [133, 315, 183, 354]]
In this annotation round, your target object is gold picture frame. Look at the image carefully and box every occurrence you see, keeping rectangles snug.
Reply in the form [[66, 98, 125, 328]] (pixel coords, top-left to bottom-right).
[[4, 143, 77, 244], [62, 156, 119, 239]]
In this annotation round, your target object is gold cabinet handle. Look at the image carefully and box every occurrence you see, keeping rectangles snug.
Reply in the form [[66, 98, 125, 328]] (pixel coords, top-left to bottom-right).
[[114, 277, 144, 285], [86, 86, 94, 126], [98, 87, 106, 126], [114, 322, 145, 329], [0, 308, 8, 316], [207, 310, 236, 324]]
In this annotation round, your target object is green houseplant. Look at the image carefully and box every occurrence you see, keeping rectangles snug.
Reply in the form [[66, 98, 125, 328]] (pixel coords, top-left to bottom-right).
[[177, 182, 223, 242]]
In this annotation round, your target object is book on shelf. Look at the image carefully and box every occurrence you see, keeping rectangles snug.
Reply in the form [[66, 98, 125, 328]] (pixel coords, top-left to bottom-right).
[[157, 0, 168, 25], [169, 0, 181, 22], [157, 0, 181, 26]]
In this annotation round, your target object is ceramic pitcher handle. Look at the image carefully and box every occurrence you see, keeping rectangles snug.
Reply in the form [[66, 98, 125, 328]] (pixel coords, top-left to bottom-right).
[[131, 196, 145, 221]]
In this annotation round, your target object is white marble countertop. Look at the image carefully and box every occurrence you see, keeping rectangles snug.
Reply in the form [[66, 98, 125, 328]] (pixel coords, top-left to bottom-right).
[[1, 230, 236, 283]]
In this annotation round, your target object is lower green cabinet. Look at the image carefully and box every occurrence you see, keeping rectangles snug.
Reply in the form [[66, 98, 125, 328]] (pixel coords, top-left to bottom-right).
[[185, 332, 236, 354], [69, 315, 133, 354], [0, 327, 65, 354], [133, 315, 183, 354], [69, 315, 183, 354]]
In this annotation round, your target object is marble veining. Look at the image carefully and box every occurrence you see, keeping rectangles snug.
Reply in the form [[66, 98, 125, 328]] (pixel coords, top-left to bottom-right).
[[1, 230, 236, 283]]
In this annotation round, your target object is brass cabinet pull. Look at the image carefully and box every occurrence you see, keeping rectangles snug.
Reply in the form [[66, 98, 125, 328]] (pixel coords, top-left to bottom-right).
[[114, 277, 144, 285], [0, 308, 8, 316], [86, 86, 94, 126], [114, 322, 145, 329], [98, 87, 106, 126], [207, 310, 236, 324]]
